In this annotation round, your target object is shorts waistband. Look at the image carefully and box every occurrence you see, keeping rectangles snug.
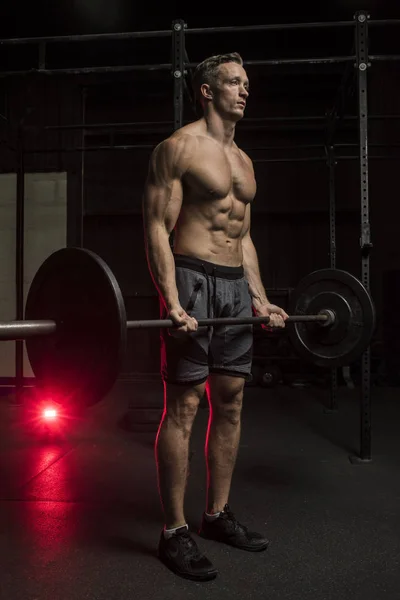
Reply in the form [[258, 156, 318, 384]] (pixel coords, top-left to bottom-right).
[[174, 254, 244, 280]]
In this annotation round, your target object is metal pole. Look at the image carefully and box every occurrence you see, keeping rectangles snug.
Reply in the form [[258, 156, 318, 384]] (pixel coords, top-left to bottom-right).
[[126, 314, 330, 329], [79, 88, 87, 248], [170, 20, 185, 252], [336, 154, 399, 160], [25, 144, 155, 153], [0, 30, 172, 45], [0, 64, 173, 78], [186, 57, 355, 68], [0, 20, 362, 48], [20, 114, 400, 133], [350, 11, 373, 464], [368, 19, 400, 26], [0, 56, 356, 78], [0, 321, 56, 341], [172, 20, 185, 131], [253, 156, 327, 163], [18, 148, 400, 160], [327, 146, 338, 413], [328, 149, 337, 269], [369, 55, 400, 61], [14, 125, 25, 405], [42, 120, 174, 131], [185, 21, 355, 34], [38, 43, 46, 70]]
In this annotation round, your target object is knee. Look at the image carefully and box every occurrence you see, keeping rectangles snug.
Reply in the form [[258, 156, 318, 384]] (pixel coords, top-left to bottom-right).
[[165, 392, 202, 436], [212, 385, 244, 425]]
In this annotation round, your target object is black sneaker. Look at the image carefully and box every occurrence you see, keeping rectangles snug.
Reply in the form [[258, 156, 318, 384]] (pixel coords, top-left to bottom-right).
[[199, 504, 269, 552], [158, 526, 218, 581]]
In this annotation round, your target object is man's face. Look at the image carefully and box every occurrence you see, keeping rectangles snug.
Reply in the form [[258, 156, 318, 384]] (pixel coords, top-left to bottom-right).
[[208, 62, 250, 121]]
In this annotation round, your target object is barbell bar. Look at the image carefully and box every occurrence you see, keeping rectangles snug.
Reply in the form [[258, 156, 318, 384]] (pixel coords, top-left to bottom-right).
[[0, 321, 56, 341], [126, 312, 332, 330], [0, 311, 332, 341], [2, 247, 375, 408]]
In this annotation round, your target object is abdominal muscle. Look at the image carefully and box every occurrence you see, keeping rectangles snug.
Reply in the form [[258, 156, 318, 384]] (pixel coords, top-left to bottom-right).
[[172, 194, 247, 267]]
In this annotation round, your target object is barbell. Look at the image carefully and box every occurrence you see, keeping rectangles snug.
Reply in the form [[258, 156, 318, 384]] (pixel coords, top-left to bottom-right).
[[0, 247, 376, 407]]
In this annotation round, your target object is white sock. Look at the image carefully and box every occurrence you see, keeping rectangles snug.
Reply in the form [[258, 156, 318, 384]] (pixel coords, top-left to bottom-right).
[[163, 524, 188, 539], [205, 511, 221, 522]]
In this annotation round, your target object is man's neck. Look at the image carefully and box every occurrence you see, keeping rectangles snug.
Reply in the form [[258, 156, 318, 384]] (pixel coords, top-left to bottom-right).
[[202, 112, 237, 146]]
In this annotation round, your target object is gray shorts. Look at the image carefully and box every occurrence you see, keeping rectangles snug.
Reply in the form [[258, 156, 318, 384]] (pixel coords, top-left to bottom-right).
[[160, 254, 253, 385]]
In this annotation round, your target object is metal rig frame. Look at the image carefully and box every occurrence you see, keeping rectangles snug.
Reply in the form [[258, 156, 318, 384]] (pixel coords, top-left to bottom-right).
[[0, 13, 399, 462]]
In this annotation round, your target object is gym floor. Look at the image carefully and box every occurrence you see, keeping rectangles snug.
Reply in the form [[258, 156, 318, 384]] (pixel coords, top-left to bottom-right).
[[0, 382, 399, 600]]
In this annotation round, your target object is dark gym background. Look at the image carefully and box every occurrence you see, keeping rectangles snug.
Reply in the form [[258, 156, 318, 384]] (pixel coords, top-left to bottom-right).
[[1, 4, 398, 381], [1, 2, 400, 599]]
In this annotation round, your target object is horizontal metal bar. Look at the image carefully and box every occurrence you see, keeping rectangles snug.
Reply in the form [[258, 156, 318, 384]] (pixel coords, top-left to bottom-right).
[[368, 114, 400, 119], [186, 21, 354, 34], [369, 19, 400, 26], [366, 155, 400, 160], [0, 21, 358, 49], [20, 114, 400, 134], [0, 20, 394, 51], [250, 143, 400, 151], [335, 155, 400, 160], [343, 114, 400, 120], [0, 55, 355, 78], [244, 114, 400, 123], [0, 320, 56, 341], [370, 55, 400, 62], [246, 56, 355, 66], [127, 314, 328, 329], [24, 144, 154, 153], [253, 155, 400, 163], [0, 30, 172, 45], [22, 145, 319, 156], [84, 208, 360, 218], [336, 143, 400, 148], [253, 156, 327, 163], [0, 64, 172, 78], [245, 116, 327, 122], [26, 116, 327, 131], [43, 120, 173, 131], [248, 144, 325, 151], [22, 143, 400, 158], [26, 117, 327, 133], [187, 56, 355, 68]]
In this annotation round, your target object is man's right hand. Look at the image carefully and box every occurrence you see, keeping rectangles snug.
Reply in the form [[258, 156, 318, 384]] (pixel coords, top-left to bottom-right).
[[168, 306, 198, 337]]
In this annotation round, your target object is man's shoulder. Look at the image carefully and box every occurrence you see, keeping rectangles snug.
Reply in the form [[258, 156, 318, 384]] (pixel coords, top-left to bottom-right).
[[154, 126, 199, 156], [149, 125, 202, 177]]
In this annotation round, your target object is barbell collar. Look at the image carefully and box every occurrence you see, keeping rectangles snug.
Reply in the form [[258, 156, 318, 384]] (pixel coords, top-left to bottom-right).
[[317, 309, 336, 327]]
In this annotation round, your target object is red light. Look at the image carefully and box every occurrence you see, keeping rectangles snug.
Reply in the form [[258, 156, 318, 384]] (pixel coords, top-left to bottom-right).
[[43, 408, 58, 420]]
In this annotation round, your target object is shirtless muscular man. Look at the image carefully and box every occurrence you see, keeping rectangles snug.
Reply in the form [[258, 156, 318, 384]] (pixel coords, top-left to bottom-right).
[[142, 52, 288, 581]]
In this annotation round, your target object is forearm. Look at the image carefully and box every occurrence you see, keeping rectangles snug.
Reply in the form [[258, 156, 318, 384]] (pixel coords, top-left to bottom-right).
[[242, 236, 269, 311], [145, 224, 180, 311]]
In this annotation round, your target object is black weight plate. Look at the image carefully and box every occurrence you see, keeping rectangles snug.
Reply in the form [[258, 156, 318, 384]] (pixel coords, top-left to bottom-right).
[[288, 269, 376, 367], [25, 247, 127, 407]]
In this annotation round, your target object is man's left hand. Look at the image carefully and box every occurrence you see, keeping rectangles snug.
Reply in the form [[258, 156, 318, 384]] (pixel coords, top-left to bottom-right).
[[254, 303, 289, 329]]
